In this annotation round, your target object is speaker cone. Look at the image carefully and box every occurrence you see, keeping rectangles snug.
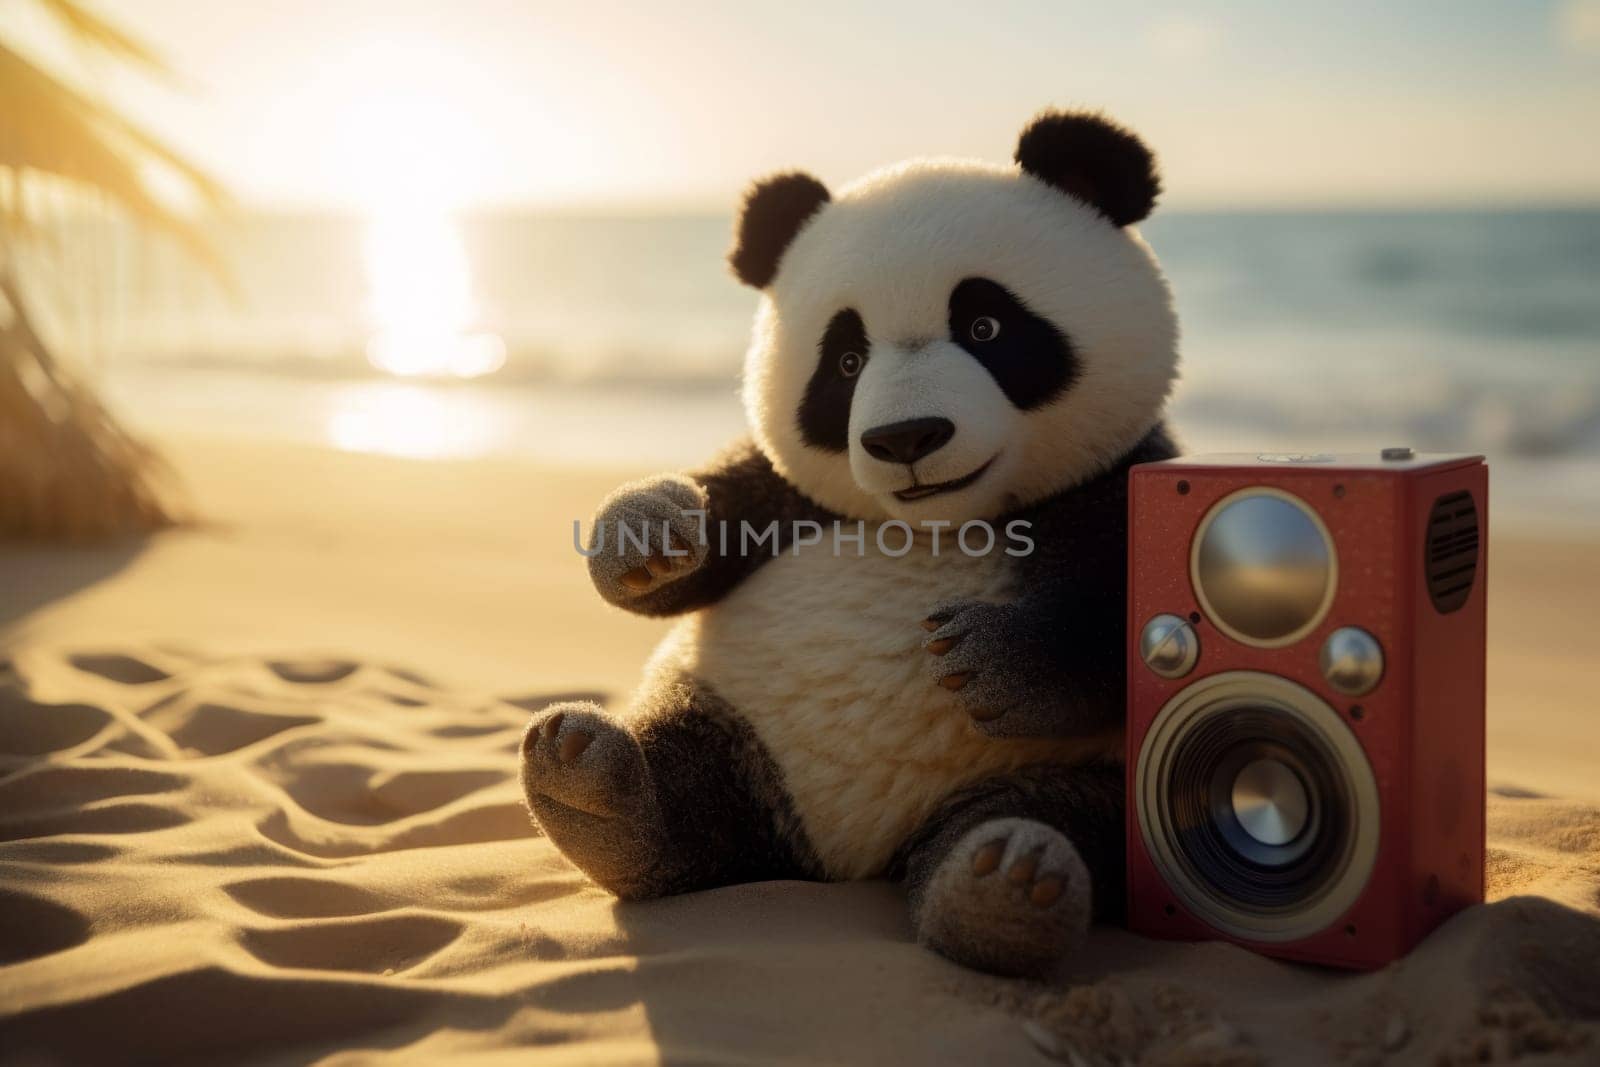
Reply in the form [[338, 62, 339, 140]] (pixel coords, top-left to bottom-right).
[[1136, 672, 1380, 942]]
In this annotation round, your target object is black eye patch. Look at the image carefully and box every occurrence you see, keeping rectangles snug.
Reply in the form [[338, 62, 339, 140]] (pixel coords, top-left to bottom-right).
[[948, 277, 1077, 409], [797, 308, 869, 453]]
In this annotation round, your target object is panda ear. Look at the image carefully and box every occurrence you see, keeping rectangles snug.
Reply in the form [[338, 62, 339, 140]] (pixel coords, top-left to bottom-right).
[[1015, 110, 1161, 227], [728, 172, 831, 288]]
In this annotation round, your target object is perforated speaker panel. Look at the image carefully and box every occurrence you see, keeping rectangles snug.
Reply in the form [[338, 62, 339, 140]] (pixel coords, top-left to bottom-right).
[[1426, 490, 1479, 614]]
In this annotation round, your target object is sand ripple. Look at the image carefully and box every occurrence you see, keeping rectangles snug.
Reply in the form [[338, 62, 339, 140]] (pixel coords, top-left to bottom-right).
[[1, 644, 1597, 1064]]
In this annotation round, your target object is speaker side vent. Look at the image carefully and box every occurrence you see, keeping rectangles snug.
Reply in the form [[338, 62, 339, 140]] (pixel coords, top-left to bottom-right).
[[1426, 490, 1479, 614]]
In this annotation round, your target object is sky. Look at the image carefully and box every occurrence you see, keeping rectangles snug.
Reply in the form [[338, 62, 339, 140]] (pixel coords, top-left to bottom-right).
[[8, 0, 1600, 210]]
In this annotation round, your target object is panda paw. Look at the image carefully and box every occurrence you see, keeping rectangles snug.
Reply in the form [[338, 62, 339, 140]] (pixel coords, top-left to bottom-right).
[[587, 475, 710, 608], [913, 817, 1091, 977], [921, 598, 1065, 737], [521, 702, 648, 818], [521, 701, 669, 898]]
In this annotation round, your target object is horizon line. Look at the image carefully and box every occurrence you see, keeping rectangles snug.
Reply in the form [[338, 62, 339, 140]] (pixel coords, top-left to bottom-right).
[[218, 194, 1600, 218]]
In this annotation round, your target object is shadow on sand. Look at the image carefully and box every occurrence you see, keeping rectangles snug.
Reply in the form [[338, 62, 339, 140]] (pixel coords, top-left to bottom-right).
[[0, 540, 147, 636]]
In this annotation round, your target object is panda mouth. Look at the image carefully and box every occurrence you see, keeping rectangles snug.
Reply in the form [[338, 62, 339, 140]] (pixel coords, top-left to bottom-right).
[[892, 456, 996, 502]]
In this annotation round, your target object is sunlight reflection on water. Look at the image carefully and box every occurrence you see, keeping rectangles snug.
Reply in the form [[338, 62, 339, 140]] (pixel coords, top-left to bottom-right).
[[345, 206, 510, 456], [325, 382, 510, 459], [362, 210, 505, 380]]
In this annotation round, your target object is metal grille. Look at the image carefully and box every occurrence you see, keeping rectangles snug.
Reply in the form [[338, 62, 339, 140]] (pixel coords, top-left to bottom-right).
[[1426, 491, 1479, 614]]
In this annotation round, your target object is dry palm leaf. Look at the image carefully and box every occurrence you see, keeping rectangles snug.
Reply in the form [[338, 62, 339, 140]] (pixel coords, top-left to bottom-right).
[[0, 40, 231, 278], [1, 270, 178, 541], [33, 0, 172, 75], [2, 1, 228, 542]]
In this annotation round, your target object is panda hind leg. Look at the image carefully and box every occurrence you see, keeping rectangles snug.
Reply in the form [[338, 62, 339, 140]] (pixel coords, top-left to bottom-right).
[[897, 763, 1125, 977], [521, 677, 815, 900], [521, 700, 662, 896]]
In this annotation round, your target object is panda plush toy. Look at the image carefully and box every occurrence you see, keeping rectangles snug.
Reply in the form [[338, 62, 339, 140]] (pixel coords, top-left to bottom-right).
[[522, 108, 1180, 977]]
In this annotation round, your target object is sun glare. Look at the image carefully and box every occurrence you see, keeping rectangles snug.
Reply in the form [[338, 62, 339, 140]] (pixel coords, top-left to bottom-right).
[[362, 211, 505, 379], [328, 37, 505, 381], [326, 382, 504, 459]]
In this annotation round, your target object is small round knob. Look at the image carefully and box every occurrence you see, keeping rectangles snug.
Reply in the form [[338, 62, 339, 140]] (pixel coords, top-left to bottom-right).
[[1140, 614, 1199, 679], [1320, 626, 1384, 696]]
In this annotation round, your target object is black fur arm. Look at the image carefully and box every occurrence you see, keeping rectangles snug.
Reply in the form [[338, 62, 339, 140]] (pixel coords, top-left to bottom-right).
[[587, 439, 832, 617], [921, 424, 1178, 737]]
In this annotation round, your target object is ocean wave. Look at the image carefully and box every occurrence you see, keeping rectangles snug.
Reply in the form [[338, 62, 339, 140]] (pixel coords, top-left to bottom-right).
[[117, 341, 1600, 461], [115, 345, 747, 391], [1172, 378, 1600, 459]]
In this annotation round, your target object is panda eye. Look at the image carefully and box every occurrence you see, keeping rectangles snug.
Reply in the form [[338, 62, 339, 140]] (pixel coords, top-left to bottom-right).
[[970, 316, 1001, 343], [838, 351, 865, 377]]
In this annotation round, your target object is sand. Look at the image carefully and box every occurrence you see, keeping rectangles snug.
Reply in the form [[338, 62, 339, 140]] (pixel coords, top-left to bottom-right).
[[2, 435, 1598, 1064]]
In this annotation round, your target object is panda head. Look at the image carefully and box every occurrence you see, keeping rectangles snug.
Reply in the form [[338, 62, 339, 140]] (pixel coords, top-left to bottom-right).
[[731, 109, 1179, 523]]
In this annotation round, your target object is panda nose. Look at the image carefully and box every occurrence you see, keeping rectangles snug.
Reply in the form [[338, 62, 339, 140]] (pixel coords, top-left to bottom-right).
[[860, 417, 955, 465]]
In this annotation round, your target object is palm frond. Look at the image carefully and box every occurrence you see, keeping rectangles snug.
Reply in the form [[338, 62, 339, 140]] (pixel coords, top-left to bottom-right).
[[1, 1, 227, 541], [1, 269, 179, 540], [33, 0, 173, 76], [0, 41, 228, 273]]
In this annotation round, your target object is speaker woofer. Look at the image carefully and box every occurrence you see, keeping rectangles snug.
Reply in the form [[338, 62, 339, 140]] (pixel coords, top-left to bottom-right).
[[1136, 672, 1380, 942]]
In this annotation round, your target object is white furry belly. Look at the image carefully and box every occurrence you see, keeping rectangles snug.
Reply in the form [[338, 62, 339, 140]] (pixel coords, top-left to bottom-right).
[[641, 539, 1118, 879]]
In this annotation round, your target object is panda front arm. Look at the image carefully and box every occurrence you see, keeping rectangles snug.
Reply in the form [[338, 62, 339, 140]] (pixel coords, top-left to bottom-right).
[[919, 594, 1108, 738], [920, 560, 1128, 739], [921, 424, 1178, 737], [586, 439, 833, 616]]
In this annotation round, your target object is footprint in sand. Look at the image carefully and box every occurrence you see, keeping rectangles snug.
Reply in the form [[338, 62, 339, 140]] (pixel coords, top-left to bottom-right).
[[238, 913, 463, 975], [1, 964, 449, 1064], [0, 765, 188, 810], [0, 800, 189, 843], [427, 721, 505, 738], [368, 769, 506, 817], [255, 800, 532, 860], [0, 840, 120, 864], [0, 691, 112, 757], [0, 888, 92, 964], [267, 659, 361, 685], [141, 699, 319, 757], [380, 802, 534, 851], [261, 763, 505, 827], [68, 652, 172, 685], [224, 876, 396, 919]]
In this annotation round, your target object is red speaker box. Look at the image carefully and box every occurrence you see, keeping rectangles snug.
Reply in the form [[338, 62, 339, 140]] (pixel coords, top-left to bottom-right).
[[1125, 450, 1487, 969]]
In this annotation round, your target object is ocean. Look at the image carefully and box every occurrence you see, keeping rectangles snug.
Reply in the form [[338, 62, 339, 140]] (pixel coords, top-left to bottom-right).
[[39, 207, 1600, 528]]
